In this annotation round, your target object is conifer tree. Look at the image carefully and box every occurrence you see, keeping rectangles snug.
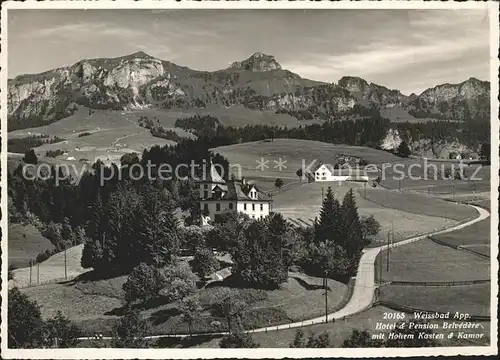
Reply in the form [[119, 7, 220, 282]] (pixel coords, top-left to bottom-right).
[[135, 184, 180, 267], [340, 189, 364, 268], [315, 187, 341, 245]]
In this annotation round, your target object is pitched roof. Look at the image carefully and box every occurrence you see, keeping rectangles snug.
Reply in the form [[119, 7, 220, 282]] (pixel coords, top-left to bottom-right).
[[219, 180, 272, 202], [200, 161, 226, 184]]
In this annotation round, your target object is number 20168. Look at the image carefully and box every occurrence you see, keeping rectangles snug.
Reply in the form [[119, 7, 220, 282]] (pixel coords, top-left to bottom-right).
[[383, 312, 405, 320]]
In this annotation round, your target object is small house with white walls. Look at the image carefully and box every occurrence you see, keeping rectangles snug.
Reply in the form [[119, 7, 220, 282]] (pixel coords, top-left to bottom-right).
[[198, 162, 272, 226], [313, 163, 369, 182]]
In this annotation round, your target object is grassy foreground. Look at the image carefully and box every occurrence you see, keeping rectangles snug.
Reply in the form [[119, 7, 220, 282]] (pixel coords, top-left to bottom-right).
[[375, 239, 490, 283], [8, 223, 54, 269], [21, 271, 348, 337]]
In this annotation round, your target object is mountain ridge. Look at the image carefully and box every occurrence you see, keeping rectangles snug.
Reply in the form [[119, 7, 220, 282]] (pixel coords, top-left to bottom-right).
[[8, 51, 490, 131]]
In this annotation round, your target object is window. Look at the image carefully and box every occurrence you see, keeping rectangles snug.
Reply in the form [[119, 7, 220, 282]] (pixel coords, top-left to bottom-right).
[[244, 203, 247, 210], [204, 191, 208, 198], [260, 204, 263, 211], [214, 189, 222, 199], [204, 184, 208, 190], [229, 203, 233, 210], [203, 204, 209, 213], [216, 203, 221, 212], [252, 204, 255, 211]]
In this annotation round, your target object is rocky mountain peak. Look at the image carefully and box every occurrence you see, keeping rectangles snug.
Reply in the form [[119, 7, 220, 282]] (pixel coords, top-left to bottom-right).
[[132, 50, 152, 57], [229, 52, 282, 72], [338, 76, 370, 97]]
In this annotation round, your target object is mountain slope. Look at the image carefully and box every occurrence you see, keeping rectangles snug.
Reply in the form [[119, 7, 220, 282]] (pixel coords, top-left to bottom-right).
[[8, 51, 490, 131], [406, 77, 490, 122]]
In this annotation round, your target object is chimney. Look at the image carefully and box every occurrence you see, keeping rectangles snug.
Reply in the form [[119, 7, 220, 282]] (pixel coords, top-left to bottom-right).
[[242, 177, 247, 185]]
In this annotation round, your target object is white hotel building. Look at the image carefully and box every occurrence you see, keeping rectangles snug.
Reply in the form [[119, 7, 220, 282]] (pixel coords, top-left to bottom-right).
[[199, 163, 272, 226]]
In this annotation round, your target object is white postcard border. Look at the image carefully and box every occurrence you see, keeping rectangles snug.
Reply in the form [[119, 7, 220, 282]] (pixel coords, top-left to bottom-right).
[[1, 0, 498, 358]]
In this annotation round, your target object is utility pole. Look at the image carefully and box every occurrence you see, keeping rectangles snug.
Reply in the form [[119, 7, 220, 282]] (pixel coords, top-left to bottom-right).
[[386, 231, 391, 272], [379, 248, 383, 282], [64, 248, 67, 279], [364, 182, 367, 198], [324, 270, 328, 323], [29, 260, 32, 286], [37, 262, 40, 284]]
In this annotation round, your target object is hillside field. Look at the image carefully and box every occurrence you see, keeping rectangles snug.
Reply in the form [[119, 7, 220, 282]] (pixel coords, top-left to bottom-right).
[[380, 106, 448, 123], [272, 182, 458, 245], [375, 239, 490, 283], [8, 106, 188, 165], [362, 188, 478, 221], [10, 244, 89, 289], [8, 223, 54, 269], [430, 218, 490, 248], [378, 283, 490, 318], [189, 305, 490, 348], [21, 271, 348, 337], [379, 160, 490, 193], [135, 105, 308, 128], [212, 139, 401, 180]]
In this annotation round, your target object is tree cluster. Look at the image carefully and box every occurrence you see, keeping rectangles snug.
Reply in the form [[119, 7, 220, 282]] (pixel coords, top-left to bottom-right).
[[290, 329, 331, 348], [8, 288, 81, 348], [299, 187, 376, 278], [81, 182, 181, 273]]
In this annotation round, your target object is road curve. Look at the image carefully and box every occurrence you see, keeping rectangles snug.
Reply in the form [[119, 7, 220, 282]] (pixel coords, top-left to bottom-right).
[[78, 204, 490, 341]]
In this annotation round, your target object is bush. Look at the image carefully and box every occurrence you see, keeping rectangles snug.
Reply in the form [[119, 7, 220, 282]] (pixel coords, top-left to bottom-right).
[[8, 287, 46, 348], [45, 311, 82, 348], [181, 226, 206, 253], [219, 330, 259, 348], [342, 329, 384, 348], [35, 248, 58, 264], [158, 262, 197, 302], [360, 215, 381, 245], [78, 132, 91, 138], [289, 329, 331, 348], [8, 265, 16, 280], [46, 149, 65, 158], [122, 263, 167, 304], [111, 308, 151, 348], [191, 248, 220, 280]]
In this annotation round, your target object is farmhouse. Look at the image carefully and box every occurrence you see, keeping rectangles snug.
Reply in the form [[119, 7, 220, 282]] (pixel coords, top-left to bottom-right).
[[313, 163, 369, 182], [198, 163, 272, 226]]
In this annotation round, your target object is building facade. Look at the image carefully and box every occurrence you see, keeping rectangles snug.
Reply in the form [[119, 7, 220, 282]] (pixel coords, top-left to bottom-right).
[[313, 163, 370, 182], [199, 163, 272, 226]]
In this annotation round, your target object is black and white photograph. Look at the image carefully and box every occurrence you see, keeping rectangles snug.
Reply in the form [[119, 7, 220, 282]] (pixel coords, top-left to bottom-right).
[[1, 1, 498, 358]]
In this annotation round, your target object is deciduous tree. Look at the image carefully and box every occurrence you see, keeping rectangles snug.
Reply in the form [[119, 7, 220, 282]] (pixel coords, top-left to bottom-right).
[[8, 288, 47, 348], [219, 330, 259, 348], [192, 248, 220, 280], [111, 308, 151, 348], [274, 178, 284, 191], [45, 311, 81, 348], [342, 329, 384, 348], [178, 295, 202, 336]]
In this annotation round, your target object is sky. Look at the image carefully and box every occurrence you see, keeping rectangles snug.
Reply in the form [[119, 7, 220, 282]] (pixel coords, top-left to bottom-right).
[[7, 9, 490, 95]]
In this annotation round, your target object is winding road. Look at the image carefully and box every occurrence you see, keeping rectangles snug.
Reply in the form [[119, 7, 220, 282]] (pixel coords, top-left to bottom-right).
[[78, 203, 490, 341]]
